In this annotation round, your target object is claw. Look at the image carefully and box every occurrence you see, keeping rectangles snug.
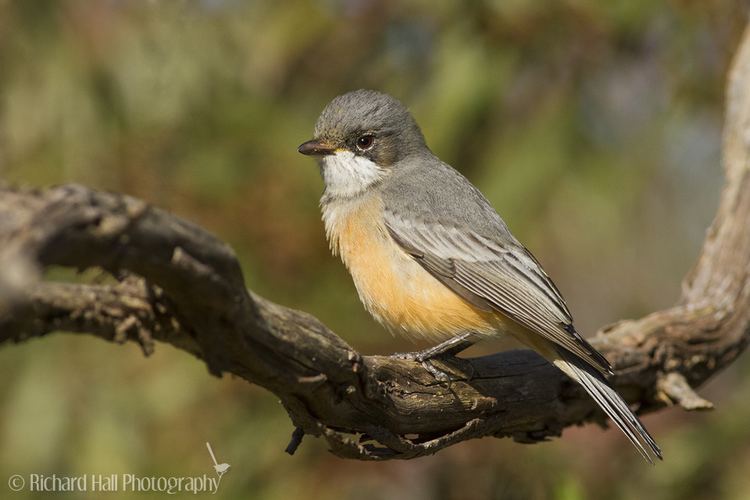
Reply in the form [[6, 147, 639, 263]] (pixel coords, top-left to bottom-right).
[[421, 359, 457, 387], [388, 333, 478, 386], [389, 351, 473, 387], [390, 351, 422, 361]]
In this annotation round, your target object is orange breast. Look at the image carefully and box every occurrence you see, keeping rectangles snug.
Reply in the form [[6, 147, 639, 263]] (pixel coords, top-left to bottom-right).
[[323, 196, 499, 341]]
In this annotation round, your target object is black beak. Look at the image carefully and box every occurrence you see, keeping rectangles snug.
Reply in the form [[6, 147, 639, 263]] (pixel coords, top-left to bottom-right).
[[298, 139, 336, 156]]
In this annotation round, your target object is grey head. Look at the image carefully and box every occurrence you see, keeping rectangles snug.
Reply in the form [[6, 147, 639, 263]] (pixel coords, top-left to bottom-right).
[[299, 89, 426, 165], [298, 90, 429, 199]]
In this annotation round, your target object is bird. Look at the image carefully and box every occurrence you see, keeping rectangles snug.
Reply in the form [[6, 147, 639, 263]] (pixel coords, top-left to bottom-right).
[[298, 89, 662, 463]]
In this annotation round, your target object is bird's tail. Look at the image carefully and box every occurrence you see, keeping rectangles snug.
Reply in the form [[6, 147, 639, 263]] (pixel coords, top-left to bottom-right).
[[551, 348, 663, 464]]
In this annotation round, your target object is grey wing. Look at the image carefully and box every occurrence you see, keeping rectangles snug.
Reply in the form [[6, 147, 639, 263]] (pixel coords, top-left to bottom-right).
[[384, 209, 613, 375]]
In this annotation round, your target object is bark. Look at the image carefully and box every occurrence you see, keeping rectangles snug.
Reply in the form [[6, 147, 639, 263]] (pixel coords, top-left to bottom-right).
[[1, 27, 749, 461]]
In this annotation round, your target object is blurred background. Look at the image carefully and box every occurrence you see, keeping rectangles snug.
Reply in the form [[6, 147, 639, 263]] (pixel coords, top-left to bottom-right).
[[1, 1, 749, 499]]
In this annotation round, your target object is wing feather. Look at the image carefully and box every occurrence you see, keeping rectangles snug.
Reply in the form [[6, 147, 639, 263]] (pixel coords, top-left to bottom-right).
[[385, 210, 612, 374]]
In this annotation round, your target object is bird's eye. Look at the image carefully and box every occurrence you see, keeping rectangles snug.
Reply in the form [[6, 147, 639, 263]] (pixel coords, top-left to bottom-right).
[[356, 134, 375, 151]]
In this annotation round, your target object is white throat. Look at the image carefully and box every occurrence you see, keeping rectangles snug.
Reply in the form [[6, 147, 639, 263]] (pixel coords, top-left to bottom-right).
[[320, 150, 385, 200]]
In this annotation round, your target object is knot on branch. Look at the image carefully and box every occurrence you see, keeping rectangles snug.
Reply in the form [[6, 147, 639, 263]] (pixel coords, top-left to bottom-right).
[[657, 372, 714, 411]]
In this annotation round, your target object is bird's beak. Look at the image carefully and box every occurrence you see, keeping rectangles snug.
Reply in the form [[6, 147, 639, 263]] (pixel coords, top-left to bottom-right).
[[298, 139, 336, 156]]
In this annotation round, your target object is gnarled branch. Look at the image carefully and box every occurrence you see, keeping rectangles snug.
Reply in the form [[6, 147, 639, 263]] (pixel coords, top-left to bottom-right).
[[1, 27, 750, 461]]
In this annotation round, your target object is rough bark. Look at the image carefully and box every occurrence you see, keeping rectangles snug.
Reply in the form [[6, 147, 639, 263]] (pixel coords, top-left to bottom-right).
[[1, 27, 749, 461]]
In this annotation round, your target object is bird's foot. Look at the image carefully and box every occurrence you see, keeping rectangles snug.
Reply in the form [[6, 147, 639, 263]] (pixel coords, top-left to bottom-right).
[[390, 350, 474, 386], [390, 349, 428, 363]]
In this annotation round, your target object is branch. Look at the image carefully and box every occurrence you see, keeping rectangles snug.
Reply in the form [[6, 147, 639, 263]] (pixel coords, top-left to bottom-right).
[[2, 26, 750, 460]]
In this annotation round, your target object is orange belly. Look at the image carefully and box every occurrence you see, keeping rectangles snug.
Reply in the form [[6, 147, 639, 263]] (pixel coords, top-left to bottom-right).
[[323, 195, 499, 341]]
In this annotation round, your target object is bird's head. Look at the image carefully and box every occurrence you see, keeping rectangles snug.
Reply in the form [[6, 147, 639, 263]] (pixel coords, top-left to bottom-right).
[[298, 89, 426, 199]]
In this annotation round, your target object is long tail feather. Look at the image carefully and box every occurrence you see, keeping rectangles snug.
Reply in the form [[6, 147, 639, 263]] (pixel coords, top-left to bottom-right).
[[553, 348, 663, 464]]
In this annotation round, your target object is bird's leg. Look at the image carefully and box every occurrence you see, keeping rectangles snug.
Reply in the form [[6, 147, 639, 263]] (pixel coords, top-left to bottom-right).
[[414, 331, 477, 361], [390, 332, 478, 383]]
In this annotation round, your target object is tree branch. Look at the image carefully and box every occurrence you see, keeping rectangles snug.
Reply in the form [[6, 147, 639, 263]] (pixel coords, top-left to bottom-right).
[[1, 26, 750, 460]]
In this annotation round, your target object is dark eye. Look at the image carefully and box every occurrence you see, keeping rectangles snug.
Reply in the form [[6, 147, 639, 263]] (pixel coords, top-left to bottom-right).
[[356, 134, 375, 151]]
